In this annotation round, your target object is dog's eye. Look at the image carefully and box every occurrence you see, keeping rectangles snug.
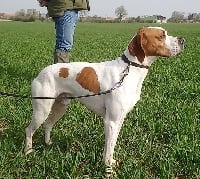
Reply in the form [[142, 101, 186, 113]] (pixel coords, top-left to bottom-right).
[[160, 34, 166, 39], [157, 34, 166, 40]]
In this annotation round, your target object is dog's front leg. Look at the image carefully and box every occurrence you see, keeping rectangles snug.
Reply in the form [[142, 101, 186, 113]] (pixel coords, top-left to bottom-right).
[[103, 112, 125, 166]]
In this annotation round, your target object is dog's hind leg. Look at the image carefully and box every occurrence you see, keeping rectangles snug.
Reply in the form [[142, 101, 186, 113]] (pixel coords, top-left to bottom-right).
[[44, 99, 70, 145], [24, 98, 55, 155]]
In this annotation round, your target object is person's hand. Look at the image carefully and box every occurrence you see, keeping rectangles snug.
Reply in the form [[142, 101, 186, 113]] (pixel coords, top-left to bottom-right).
[[37, 0, 48, 7]]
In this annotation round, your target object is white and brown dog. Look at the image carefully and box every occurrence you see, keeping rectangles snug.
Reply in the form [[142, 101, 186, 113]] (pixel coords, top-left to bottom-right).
[[24, 27, 184, 167]]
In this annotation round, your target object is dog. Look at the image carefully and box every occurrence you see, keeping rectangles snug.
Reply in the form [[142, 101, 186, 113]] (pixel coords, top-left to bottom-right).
[[24, 27, 184, 167]]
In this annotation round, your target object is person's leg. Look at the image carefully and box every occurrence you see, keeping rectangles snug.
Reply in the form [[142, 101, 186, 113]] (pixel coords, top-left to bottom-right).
[[53, 10, 78, 63]]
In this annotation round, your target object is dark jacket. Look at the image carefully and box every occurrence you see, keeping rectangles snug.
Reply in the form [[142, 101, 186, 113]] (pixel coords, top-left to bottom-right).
[[47, 0, 90, 17]]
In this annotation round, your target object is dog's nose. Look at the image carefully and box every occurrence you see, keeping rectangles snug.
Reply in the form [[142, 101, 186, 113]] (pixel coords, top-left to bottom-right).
[[178, 38, 185, 45]]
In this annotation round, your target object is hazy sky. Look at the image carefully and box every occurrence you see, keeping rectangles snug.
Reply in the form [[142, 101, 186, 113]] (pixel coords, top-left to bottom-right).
[[0, 0, 199, 18]]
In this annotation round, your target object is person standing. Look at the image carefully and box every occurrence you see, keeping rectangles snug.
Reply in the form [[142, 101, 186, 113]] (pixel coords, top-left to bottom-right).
[[38, 0, 90, 63]]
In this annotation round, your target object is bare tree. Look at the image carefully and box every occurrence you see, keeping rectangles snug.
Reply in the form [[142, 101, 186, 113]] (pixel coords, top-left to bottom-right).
[[171, 11, 185, 20], [188, 13, 200, 22], [168, 11, 185, 22], [115, 5, 128, 21], [15, 9, 26, 16]]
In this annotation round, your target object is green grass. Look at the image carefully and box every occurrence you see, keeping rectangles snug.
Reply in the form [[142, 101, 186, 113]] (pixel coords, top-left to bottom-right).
[[0, 21, 200, 178]]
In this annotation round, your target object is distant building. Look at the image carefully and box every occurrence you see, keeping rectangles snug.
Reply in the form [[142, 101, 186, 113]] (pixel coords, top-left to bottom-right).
[[0, 13, 14, 20], [0, 13, 5, 19], [140, 15, 167, 23], [156, 15, 167, 23], [105, 17, 116, 21]]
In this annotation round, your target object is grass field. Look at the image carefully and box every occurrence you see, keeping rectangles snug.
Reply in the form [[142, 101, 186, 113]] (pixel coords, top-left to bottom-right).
[[0, 21, 199, 178]]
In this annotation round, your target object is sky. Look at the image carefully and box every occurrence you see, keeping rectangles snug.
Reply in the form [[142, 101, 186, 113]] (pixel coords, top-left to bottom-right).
[[0, 0, 199, 19]]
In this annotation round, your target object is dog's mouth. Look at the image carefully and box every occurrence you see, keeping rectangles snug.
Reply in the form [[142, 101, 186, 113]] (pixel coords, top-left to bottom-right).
[[178, 37, 185, 50], [170, 37, 185, 56]]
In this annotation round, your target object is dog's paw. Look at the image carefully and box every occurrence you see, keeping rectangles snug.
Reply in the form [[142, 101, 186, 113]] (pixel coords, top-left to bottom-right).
[[105, 166, 113, 178], [104, 159, 117, 178], [105, 165, 118, 178], [46, 140, 53, 146], [24, 148, 33, 155]]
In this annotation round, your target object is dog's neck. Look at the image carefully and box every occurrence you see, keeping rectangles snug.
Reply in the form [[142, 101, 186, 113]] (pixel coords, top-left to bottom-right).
[[123, 48, 156, 67]]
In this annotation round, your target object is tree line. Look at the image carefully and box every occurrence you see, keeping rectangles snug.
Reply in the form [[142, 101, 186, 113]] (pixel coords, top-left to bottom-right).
[[168, 11, 200, 23], [3, 7, 200, 23]]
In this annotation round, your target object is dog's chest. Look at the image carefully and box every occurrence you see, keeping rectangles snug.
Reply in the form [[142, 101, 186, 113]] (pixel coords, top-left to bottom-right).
[[78, 96, 106, 116], [116, 68, 148, 110]]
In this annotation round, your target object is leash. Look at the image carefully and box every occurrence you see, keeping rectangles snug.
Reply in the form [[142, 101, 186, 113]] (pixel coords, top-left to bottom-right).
[[0, 63, 131, 100]]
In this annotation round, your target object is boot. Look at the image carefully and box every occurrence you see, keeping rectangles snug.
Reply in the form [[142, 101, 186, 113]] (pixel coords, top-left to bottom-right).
[[53, 50, 70, 63]]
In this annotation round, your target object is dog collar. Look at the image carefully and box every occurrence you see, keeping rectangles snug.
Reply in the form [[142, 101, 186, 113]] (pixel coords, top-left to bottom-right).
[[121, 54, 149, 69]]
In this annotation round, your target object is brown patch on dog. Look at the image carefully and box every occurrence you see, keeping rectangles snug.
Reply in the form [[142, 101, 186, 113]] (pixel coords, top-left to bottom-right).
[[76, 67, 100, 93], [140, 27, 171, 57], [59, 68, 69, 78], [128, 33, 145, 63]]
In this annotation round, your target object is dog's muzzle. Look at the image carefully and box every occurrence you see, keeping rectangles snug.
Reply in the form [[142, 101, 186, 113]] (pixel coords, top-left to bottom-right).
[[178, 37, 185, 50]]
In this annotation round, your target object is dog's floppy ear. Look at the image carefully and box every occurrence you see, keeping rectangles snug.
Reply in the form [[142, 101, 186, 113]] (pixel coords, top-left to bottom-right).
[[128, 28, 146, 63]]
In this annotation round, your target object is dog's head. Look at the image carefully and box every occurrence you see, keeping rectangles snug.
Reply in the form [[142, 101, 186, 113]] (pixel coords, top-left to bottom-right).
[[128, 27, 185, 63]]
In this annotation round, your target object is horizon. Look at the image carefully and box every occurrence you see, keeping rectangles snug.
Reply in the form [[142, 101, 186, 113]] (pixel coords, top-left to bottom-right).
[[0, 0, 199, 19]]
